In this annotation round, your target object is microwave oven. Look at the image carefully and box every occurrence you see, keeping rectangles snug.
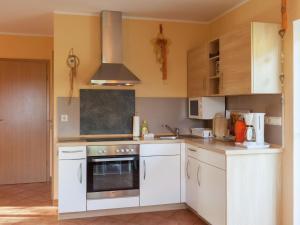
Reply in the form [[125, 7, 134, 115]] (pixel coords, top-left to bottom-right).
[[188, 97, 225, 119]]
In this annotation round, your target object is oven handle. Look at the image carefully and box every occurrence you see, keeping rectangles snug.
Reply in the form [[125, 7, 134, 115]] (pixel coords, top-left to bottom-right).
[[91, 157, 136, 162]]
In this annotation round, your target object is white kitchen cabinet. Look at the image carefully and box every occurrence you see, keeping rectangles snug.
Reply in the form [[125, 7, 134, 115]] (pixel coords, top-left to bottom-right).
[[58, 146, 86, 213], [186, 147, 226, 225], [186, 156, 200, 211], [197, 161, 226, 225], [140, 144, 181, 206], [186, 144, 281, 225]]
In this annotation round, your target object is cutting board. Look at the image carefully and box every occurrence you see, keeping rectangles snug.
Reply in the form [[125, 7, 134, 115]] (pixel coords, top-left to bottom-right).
[[213, 113, 228, 138]]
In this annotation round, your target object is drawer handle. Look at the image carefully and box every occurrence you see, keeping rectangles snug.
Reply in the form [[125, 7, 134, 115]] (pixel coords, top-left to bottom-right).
[[188, 148, 196, 152], [62, 150, 83, 154]]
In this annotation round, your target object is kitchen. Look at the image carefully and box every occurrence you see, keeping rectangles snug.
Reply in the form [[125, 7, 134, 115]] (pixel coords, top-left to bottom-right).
[[0, 0, 294, 225]]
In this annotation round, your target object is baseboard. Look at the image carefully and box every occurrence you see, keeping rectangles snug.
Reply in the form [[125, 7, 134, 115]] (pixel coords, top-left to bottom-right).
[[59, 203, 187, 220]]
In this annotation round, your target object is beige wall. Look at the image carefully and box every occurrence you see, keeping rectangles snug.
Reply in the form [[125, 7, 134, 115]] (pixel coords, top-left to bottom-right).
[[0, 34, 53, 60], [209, 0, 281, 39], [53, 14, 209, 98]]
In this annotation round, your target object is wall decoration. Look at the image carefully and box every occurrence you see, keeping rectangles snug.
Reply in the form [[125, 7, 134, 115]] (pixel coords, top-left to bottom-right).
[[66, 48, 80, 104], [279, 0, 287, 88], [152, 24, 171, 80]]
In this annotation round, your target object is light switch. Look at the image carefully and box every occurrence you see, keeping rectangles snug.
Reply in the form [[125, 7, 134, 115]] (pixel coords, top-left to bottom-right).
[[61, 114, 69, 122], [265, 116, 282, 126]]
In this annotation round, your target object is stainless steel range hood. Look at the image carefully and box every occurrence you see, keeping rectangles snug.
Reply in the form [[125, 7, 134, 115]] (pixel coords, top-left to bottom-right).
[[91, 11, 140, 86]]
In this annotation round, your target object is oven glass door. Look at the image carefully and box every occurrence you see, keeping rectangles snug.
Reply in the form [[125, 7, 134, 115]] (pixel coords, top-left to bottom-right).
[[87, 155, 139, 193]]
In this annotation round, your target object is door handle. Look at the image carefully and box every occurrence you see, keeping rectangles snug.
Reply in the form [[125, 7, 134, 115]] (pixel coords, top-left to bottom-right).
[[197, 165, 201, 187], [77, 162, 82, 184], [186, 160, 190, 179], [143, 160, 146, 180]]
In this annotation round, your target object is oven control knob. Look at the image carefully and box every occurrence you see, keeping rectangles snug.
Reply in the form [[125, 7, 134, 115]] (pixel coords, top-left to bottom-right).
[[103, 150, 107, 153], [125, 149, 129, 152], [116, 149, 120, 153], [121, 149, 125, 153], [98, 150, 103, 154], [130, 149, 134, 152]]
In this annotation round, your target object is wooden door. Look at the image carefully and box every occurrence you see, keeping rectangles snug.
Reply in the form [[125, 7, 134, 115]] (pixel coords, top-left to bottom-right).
[[187, 46, 209, 97], [220, 24, 252, 95], [0, 59, 48, 184]]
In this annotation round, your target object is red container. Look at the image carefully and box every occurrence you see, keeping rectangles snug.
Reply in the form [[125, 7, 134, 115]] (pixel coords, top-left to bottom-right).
[[234, 119, 246, 143]]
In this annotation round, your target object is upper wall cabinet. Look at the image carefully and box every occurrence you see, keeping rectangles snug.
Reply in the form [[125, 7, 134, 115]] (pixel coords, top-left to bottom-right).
[[220, 22, 281, 95], [187, 22, 282, 97], [187, 46, 209, 97]]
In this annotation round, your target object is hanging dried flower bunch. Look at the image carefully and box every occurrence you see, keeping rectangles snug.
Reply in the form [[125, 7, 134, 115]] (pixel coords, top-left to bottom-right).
[[151, 24, 171, 80], [66, 48, 80, 104], [279, 0, 287, 87]]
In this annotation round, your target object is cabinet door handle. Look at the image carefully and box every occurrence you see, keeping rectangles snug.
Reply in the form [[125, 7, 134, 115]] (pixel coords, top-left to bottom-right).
[[62, 150, 83, 154], [197, 165, 201, 187], [186, 160, 190, 179], [77, 162, 82, 184], [143, 160, 146, 180], [188, 148, 196, 152]]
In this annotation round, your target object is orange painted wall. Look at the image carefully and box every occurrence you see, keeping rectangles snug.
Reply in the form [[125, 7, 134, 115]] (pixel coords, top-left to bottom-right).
[[0, 34, 53, 60], [53, 14, 209, 98]]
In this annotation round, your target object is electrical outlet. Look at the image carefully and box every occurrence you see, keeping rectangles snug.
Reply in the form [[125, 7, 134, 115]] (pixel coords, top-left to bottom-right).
[[265, 116, 282, 126], [61, 114, 69, 122]]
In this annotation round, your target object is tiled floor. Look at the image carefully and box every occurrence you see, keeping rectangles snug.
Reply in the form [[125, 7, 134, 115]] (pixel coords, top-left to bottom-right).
[[0, 183, 207, 225]]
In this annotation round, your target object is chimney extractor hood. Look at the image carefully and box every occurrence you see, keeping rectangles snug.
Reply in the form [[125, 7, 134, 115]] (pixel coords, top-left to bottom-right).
[[90, 11, 140, 86]]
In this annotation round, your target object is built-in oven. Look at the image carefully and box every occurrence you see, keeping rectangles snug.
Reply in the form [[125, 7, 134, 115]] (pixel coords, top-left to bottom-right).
[[87, 144, 139, 199]]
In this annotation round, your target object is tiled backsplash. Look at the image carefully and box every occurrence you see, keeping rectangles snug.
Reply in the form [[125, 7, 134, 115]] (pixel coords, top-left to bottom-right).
[[57, 94, 283, 145]]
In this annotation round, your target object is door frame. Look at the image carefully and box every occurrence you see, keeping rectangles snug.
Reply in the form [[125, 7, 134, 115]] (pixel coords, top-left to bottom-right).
[[0, 58, 52, 182]]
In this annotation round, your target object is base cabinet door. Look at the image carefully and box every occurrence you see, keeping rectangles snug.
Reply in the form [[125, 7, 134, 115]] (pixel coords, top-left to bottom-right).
[[58, 159, 86, 213], [198, 162, 226, 225], [140, 155, 181, 206], [186, 156, 200, 210]]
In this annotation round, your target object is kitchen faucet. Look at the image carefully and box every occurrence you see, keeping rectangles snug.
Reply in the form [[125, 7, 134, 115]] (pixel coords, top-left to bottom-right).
[[163, 124, 180, 137]]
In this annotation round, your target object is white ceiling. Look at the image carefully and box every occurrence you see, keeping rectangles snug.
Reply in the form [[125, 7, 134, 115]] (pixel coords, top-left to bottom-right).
[[0, 0, 247, 36]]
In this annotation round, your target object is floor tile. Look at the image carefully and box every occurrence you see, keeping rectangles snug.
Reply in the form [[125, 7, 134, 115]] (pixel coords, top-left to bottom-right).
[[0, 183, 207, 225]]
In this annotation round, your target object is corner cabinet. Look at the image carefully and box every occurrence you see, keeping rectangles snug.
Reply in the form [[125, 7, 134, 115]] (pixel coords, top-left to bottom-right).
[[187, 22, 281, 97], [58, 146, 87, 213], [185, 145, 282, 225], [186, 147, 226, 225], [220, 22, 281, 95], [139, 143, 181, 206]]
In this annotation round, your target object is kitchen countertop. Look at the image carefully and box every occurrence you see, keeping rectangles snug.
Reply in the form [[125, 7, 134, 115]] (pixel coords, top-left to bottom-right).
[[57, 136, 282, 155]]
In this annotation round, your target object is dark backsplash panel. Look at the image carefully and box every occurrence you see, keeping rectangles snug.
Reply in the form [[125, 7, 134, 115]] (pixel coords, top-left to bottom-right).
[[80, 89, 135, 135]]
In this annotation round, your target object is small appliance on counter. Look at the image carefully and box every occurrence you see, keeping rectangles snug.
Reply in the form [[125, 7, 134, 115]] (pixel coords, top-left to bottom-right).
[[235, 113, 270, 149], [188, 97, 225, 120], [191, 128, 213, 138]]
